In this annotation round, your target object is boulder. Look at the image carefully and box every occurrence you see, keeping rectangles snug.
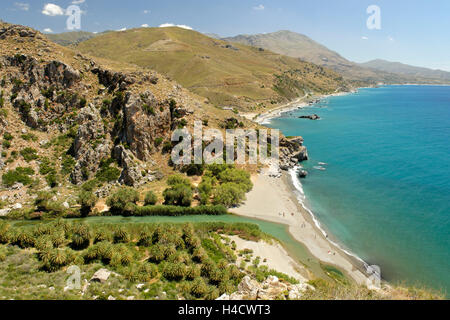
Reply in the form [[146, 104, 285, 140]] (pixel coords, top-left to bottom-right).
[[90, 268, 112, 283], [298, 114, 320, 120]]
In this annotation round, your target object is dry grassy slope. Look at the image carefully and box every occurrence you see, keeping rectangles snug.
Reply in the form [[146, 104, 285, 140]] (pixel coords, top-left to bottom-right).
[[75, 27, 350, 111]]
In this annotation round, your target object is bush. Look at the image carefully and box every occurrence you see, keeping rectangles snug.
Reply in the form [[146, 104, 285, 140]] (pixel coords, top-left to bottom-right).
[[3, 132, 13, 141], [2, 167, 34, 187], [133, 205, 227, 217], [113, 227, 130, 244], [198, 176, 215, 205], [144, 191, 158, 206], [190, 277, 208, 297], [70, 224, 91, 250], [218, 168, 253, 192], [61, 155, 76, 176], [163, 184, 193, 207], [95, 158, 121, 182], [78, 191, 97, 217], [213, 183, 246, 207], [20, 147, 39, 162], [154, 137, 163, 147], [161, 262, 187, 281], [45, 173, 59, 188], [142, 104, 155, 115], [106, 187, 140, 215]]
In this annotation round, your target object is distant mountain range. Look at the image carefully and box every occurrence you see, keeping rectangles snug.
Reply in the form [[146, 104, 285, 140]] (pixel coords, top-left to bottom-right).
[[45, 29, 450, 86], [359, 59, 450, 83], [223, 30, 450, 84], [46, 31, 98, 46]]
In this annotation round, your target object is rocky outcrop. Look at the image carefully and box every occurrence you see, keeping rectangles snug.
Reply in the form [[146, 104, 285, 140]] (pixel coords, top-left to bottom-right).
[[299, 114, 320, 120], [122, 92, 171, 161], [217, 275, 314, 300], [279, 136, 309, 170], [0, 24, 41, 39], [71, 104, 113, 184], [90, 268, 113, 283]]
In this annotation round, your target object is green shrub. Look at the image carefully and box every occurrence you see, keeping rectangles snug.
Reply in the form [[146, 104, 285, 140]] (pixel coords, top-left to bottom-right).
[[142, 104, 155, 115], [20, 147, 39, 162], [93, 229, 112, 244], [213, 183, 246, 207], [161, 262, 187, 281], [3, 132, 13, 141], [144, 191, 158, 206], [78, 191, 97, 217], [154, 137, 163, 147], [61, 155, 76, 175], [70, 224, 91, 250], [2, 140, 11, 149], [21, 133, 38, 141], [106, 187, 140, 215], [45, 173, 59, 188], [218, 168, 253, 192], [2, 167, 34, 187], [133, 205, 227, 217], [95, 158, 121, 182], [113, 227, 130, 244], [190, 277, 208, 297], [163, 182, 193, 207]]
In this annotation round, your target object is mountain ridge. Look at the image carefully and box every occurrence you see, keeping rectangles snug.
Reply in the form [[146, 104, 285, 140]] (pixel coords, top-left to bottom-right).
[[223, 30, 450, 84], [75, 27, 352, 111]]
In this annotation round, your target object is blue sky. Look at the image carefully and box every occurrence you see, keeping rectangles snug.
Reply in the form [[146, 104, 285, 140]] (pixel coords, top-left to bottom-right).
[[2, 0, 450, 71]]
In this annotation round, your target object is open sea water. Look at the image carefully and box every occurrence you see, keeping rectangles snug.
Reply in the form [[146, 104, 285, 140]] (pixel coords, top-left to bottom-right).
[[268, 85, 450, 294]]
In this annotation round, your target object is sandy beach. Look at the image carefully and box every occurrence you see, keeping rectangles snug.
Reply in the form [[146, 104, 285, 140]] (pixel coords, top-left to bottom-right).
[[231, 170, 370, 285], [243, 91, 356, 125]]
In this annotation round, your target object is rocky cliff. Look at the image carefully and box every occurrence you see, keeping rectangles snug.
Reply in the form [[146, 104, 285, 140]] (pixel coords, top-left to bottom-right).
[[0, 23, 212, 210]]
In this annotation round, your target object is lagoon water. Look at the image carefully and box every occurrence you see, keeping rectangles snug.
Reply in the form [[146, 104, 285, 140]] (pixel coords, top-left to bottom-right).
[[269, 86, 450, 293]]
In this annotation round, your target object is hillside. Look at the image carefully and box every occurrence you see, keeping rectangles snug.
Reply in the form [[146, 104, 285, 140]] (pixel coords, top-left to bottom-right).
[[360, 59, 450, 83], [46, 31, 98, 46], [0, 22, 256, 211], [224, 30, 449, 85], [75, 27, 351, 111]]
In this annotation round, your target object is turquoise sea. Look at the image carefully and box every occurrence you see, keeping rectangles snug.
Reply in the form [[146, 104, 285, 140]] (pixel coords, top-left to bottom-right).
[[268, 86, 450, 294]]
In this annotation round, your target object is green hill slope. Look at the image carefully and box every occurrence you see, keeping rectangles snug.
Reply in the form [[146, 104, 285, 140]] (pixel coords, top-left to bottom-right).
[[75, 27, 351, 111]]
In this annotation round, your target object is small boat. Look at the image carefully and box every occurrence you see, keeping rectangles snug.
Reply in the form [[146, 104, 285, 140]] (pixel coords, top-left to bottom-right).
[[313, 166, 326, 171]]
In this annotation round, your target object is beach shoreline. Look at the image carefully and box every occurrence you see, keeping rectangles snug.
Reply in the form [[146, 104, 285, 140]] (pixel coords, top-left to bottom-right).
[[249, 90, 357, 125], [231, 170, 370, 285], [235, 89, 375, 285]]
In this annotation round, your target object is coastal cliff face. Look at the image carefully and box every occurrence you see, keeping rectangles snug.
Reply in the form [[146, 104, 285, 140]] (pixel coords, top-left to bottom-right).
[[279, 136, 309, 170]]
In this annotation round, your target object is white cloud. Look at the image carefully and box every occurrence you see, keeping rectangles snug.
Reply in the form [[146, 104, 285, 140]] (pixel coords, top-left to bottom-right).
[[141, 24, 149, 28], [253, 4, 265, 11], [43, 28, 53, 33], [159, 23, 193, 30], [143, 10, 150, 14], [361, 36, 369, 40], [72, 0, 85, 4], [14, 2, 30, 11], [388, 36, 395, 42], [116, 27, 127, 32], [42, 3, 65, 16]]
